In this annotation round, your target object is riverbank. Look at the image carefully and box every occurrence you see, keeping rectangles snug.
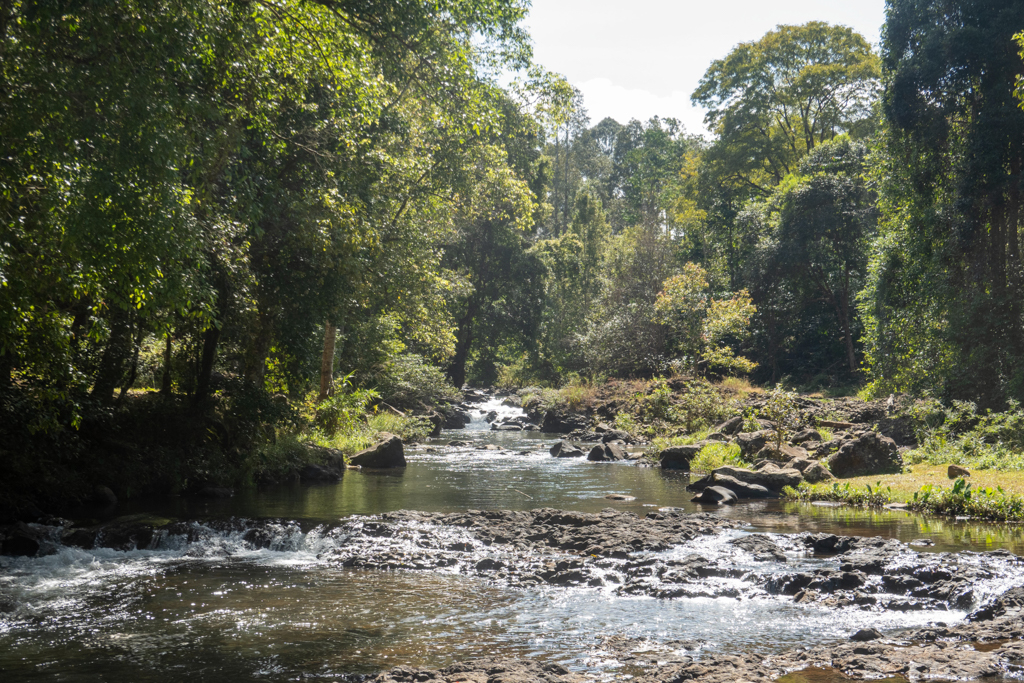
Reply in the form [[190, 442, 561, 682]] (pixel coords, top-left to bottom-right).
[[785, 466, 1024, 522]]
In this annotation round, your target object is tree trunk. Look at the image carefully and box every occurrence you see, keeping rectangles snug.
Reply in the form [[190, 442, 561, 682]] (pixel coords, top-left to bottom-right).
[[242, 310, 274, 388], [447, 301, 478, 389], [318, 321, 337, 402], [840, 266, 857, 374], [161, 333, 173, 395], [91, 306, 132, 403]]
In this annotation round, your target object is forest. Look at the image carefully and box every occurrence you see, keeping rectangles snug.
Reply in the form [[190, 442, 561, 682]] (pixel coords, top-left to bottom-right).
[[3, 0, 1024, 514]]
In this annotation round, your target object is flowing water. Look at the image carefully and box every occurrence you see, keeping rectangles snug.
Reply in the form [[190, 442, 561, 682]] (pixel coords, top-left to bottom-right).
[[2, 398, 1024, 682]]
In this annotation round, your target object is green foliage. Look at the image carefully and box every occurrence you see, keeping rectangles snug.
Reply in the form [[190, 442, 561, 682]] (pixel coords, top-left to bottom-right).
[[371, 354, 461, 409], [689, 442, 749, 474], [314, 373, 380, 437], [903, 399, 1024, 471], [787, 479, 1024, 522], [760, 384, 800, 452], [860, 0, 1024, 407]]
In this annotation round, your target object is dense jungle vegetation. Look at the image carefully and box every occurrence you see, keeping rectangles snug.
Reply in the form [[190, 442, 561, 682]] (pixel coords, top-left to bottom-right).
[[3, 0, 1024, 515]]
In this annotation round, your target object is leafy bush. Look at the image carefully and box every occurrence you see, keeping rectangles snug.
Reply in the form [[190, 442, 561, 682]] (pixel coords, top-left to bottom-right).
[[759, 384, 799, 452], [373, 353, 461, 408], [675, 378, 729, 432], [689, 442, 748, 473], [903, 399, 1024, 471]]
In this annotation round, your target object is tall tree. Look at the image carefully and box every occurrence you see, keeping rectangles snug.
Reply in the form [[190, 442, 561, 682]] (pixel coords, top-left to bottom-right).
[[862, 0, 1024, 405]]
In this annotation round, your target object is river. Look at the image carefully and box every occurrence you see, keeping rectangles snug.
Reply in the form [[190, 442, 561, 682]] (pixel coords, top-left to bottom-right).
[[1, 397, 1023, 681]]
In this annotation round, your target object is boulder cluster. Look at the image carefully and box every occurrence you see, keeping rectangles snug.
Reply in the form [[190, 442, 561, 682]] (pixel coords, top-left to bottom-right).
[[657, 412, 904, 503]]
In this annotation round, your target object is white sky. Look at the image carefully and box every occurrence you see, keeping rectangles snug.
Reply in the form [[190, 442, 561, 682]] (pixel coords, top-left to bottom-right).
[[521, 0, 887, 135]]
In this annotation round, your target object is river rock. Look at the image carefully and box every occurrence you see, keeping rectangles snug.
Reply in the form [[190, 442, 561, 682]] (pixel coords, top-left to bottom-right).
[[827, 432, 901, 478], [690, 486, 737, 505], [601, 429, 633, 444], [729, 534, 786, 561], [1, 522, 43, 556], [541, 409, 591, 434], [350, 433, 406, 468], [299, 463, 340, 482], [850, 627, 883, 641], [587, 443, 626, 461], [492, 423, 523, 431], [442, 409, 471, 429], [484, 410, 498, 423], [735, 430, 770, 457], [704, 474, 773, 499], [659, 443, 703, 470], [550, 440, 584, 458], [713, 416, 743, 435], [790, 428, 821, 444], [708, 464, 803, 491]]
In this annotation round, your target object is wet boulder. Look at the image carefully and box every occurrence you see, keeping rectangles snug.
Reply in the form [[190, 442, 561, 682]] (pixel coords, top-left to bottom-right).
[[713, 464, 803, 491], [969, 586, 1024, 622], [350, 433, 406, 468], [549, 440, 584, 458], [658, 443, 704, 470], [690, 486, 737, 505], [827, 432, 901, 478], [601, 429, 633, 444], [730, 534, 786, 561], [1, 522, 43, 557], [442, 409, 472, 429], [587, 443, 626, 461], [704, 474, 773, 499], [299, 463, 340, 482]]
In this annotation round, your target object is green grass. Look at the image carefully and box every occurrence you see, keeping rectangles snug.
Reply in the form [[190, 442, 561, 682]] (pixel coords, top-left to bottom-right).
[[784, 466, 1024, 522], [689, 442, 749, 473]]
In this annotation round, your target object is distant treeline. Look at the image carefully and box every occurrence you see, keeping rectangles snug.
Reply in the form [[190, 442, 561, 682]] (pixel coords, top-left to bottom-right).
[[2, 0, 1024, 431]]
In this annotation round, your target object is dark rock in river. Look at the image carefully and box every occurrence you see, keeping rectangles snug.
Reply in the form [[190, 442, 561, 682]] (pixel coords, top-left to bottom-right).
[[541, 409, 590, 434], [659, 443, 703, 470], [549, 440, 584, 458], [299, 463, 340, 482], [1, 522, 43, 556], [587, 443, 626, 461], [827, 432, 901, 478], [689, 465, 802, 493], [375, 659, 583, 683], [729, 534, 786, 561], [350, 433, 406, 468], [690, 486, 737, 505]]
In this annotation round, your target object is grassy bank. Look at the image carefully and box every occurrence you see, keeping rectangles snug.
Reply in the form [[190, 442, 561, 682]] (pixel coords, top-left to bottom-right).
[[785, 466, 1024, 522]]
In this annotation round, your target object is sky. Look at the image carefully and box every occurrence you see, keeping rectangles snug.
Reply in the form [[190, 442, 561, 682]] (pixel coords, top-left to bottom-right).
[[521, 0, 887, 135]]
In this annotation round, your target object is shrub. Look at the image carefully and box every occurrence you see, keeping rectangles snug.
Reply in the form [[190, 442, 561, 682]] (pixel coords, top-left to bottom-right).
[[759, 383, 799, 452], [689, 442, 748, 473]]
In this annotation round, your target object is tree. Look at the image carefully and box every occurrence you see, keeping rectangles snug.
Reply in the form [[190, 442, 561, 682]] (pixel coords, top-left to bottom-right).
[[775, 138, 877, 374], [861, 0, 1024, 405], [693, 21, 880, 195], [653, 263, 756, 375]]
